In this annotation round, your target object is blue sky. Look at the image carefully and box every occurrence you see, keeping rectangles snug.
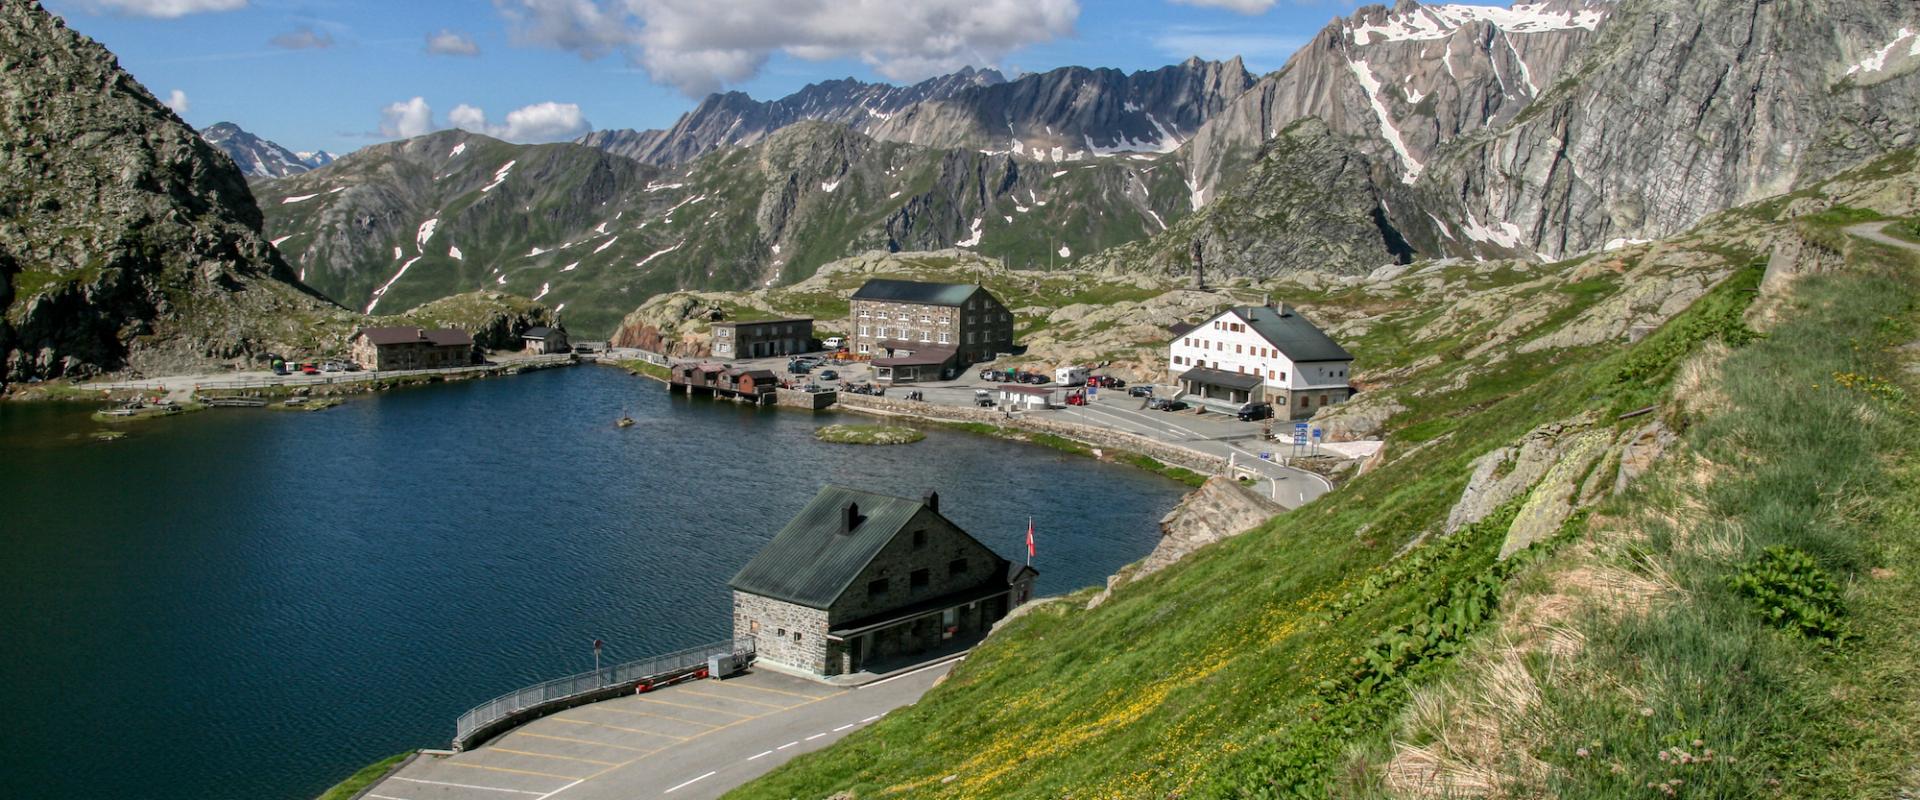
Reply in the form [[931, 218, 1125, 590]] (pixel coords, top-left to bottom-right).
[[45, 0, 1383, 156]]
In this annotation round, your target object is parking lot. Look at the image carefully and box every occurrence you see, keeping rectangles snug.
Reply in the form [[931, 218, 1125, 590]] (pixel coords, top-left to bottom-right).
[[367, 662, 955, 800]]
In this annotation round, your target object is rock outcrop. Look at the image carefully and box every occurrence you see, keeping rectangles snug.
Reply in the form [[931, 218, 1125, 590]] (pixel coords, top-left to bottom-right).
[[1090, 475, 1283, 607], [0, 1, 344, 386]]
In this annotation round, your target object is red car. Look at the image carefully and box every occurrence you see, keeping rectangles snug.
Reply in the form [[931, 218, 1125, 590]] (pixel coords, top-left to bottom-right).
[[300, 363, 321, 375]]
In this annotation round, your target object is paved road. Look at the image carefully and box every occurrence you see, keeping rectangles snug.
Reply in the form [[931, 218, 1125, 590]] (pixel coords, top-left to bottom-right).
[[366, 661, 955, 800], [1848, 221, 1920, 254]]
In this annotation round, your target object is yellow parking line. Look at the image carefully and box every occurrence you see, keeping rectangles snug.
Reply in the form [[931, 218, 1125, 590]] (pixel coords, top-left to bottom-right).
[[595, 706, 722, 727], [717, 682, 837, 702], [514, 731, 655, 753], [490, 747, 620, 767], [550, 717, 690, 741], [633, 696, 752, 716], [445, 760, 583, 781], [674, 688, 793, 710]]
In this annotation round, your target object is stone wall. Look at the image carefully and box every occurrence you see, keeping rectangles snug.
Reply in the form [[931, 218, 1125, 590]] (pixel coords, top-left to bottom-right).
[[732, 592, 831, 675], [776, 388, 837, 409], [833, 393, 1230, 476], [828, 508, 1002, 623]]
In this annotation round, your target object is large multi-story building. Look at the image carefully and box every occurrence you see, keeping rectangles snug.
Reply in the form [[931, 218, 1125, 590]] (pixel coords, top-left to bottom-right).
[[730, 486, 1037, 677], [849, 279, 1014, 383], [348, 327, 474, 371], [711, 318, 814, 359], [1167, 304, 1353, 418]]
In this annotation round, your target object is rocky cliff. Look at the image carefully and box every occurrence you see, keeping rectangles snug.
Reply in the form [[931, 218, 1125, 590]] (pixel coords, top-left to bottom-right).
[[1421, 0, 1920, 257], [0, 1, 346, 386]]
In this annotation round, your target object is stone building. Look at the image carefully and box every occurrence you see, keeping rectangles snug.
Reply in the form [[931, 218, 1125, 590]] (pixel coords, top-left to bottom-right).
[[848, 279, 1014, 382], [521, 324, 570, 354], [348, 327, 475, 371], [1168, 303, 1353, 418], [729, 486, 1038, 677], [712, 318, 814, 359]]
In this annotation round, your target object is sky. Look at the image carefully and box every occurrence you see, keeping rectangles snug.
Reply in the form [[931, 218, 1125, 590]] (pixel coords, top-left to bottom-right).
[[44, 0, 1388, 156]]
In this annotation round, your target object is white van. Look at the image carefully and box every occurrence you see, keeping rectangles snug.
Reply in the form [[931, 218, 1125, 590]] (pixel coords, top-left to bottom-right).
[[1054, 366, 1090, 386], [822, 336, 845, 351]]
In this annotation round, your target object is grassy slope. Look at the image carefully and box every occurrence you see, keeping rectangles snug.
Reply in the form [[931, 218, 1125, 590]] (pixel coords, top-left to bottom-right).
[[724, 233, 1774, 797], [1338, 220, 1920, 798]]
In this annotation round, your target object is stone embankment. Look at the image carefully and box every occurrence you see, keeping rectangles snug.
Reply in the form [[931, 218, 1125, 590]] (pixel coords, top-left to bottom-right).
[[1089, 475, 1283, 608], [831, 392, 1230, 476]]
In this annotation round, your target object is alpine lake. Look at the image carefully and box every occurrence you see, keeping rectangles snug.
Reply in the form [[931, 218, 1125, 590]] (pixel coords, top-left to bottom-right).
[[0, 365, 1187, 800]]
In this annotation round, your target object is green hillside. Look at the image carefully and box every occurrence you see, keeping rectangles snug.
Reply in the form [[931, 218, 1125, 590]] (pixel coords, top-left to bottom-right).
[[724, 157, 1920, 797]]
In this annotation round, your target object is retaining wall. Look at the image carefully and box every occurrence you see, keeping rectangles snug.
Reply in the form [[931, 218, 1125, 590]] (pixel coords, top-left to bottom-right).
[[833, 393, 1230, 475]]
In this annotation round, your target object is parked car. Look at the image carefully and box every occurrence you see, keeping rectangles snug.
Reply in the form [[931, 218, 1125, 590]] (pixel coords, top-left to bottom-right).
[[789, 361, 812, 374], [1128, 385, 1154, 398], [974, 389, 995, 407], [802, 383, 822, 393], [300, 364, 321, 376], [819, 369, 840, 381], [321, 362, 341, 373], [1054, 366, 1090, 386], [1017, 372, 1049, 385], [979, 368, 1005, 382], [1091, 375, 1127, 389], [1237, 402, 1275, 422], [1066, 390, 1088, 406], [1150, 398, 1189, 412], [822, 336, 845, 351]]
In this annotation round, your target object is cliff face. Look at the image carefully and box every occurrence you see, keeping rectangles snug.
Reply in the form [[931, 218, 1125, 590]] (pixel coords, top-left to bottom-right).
[[1422, 0, 1920, 257], [0, 0, 342, 385]]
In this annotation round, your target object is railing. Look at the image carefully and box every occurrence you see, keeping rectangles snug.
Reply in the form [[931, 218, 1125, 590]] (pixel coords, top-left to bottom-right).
[[453, 638, 754, 749], [179, 356, 576, 392]]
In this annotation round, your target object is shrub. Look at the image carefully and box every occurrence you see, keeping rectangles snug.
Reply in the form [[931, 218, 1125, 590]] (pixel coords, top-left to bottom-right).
[[1727, 545, 1848, 641]]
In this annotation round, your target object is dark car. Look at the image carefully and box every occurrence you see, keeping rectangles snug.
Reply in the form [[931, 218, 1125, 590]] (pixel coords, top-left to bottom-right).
[[818, 369, 839, 381], [789, 361, 812, 374], [1128, 385, 1154, 398], [1237, 402, 1275, 422], [1151, 398, 1189, 412], [1090, 375, 1127, 389], [1017, 372, 1049, 385]]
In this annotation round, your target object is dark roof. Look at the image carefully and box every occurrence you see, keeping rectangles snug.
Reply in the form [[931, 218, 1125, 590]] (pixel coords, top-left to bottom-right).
[[850, 279, 981, 307], [1169, 321, 1198, 337], [873, 345, 958, 368], [1232, 306, 1351, 362], [355, 326, 471, 347], [1178, 366, 1263, 391], [730, 486, 938, 609], [523, 326, 553, 339], [732, 369, 778, 381], [713, 318, 814, 328]]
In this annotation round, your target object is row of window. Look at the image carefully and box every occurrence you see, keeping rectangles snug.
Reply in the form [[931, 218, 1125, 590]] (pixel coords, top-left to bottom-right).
[[866, 559, 969, 598], [1183, 337, 1286, 360], [1212, 320, 1247, 333]]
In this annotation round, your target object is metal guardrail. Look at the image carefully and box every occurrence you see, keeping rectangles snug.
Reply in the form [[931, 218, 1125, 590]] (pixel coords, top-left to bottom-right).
[[453, 638, 754, 747]]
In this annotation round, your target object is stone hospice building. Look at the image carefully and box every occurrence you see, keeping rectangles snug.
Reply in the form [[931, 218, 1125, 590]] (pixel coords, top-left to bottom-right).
[[1167, 303, 1353, 418], [729, 486, 1037, 677], [349, 327, 475, 371], [711, 318, 814, 359], [849, 279, 1015, 383]]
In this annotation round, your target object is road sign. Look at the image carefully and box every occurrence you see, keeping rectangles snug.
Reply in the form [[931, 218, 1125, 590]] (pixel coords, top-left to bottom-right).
[[1312, 428, 1322, 440]]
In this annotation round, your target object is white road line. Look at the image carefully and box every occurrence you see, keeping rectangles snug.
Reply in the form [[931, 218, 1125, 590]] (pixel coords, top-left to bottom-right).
[[805, 733, 828, 741], [860, 655, 965, 689], [368, 795, 411, 800], [747, 750, 774, 761], [776, 741, 798, 750], [391, 776, 547, 795], [832, 724, 854, 732], [861, 715, 881, 723], [536, 778, 584, 799], [665, 771, 716, 793]]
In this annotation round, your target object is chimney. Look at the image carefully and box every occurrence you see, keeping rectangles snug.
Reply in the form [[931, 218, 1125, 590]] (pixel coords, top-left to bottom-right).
[[1263, 293, 1274, 309], [922, 490, 940, 513], [1280, 303, 1293, 317], [842, 502, 862, 534]]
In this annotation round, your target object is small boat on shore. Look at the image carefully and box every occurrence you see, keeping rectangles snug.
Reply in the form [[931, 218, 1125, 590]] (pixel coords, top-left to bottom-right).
[[616, 408, 635, 428]]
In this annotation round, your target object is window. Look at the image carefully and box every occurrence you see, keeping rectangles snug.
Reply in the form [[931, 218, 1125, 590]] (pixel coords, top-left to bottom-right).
[[793, 632, 802, 643], [910, 569, 930, 590], [877, 311, 889, 320], [1281, 371, 1287, 380], [859, 308, 869, 317], [868, 578, 889, 597], [920, 330, 932, 342], [858, 325, 870, 336], [858, 344, 870, 354], [1236, 344, 1243, 354], [939, 332, 951, 344], [1268, 369, 1276, 379], [750, 620, 760, 634], [777, 627, 786, 637], [949, 558, 969, 576], [921, 315, 931, 323], [913, 530, 927, 549]]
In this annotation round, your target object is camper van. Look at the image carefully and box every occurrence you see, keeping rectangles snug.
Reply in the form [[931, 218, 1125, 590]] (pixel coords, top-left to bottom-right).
[[1053, 366, 1090, 386]]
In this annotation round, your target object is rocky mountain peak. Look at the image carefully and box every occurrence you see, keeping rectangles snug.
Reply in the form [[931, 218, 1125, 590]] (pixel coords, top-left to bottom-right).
[[200, 120, 331, 179]]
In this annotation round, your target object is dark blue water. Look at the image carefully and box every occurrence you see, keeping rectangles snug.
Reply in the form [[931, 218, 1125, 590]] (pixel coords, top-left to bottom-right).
[[0, 367, 1183, 800]]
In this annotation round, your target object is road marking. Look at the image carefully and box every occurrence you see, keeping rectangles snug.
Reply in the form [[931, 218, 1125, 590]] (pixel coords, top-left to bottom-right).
[[717, 682, 836, 702], [832, 724, 854, 732], [445, 761, 585, 781], [676, 687, 793, 709], [491, 747, 621, 767], [861, 714, 882, 722], [597, 706, 723, 727], [635, 695, 753, 716], [747, 750, 774, 761], [551, 717, 691, 741], [515, 731, 656, 753], [776, 741, 799, 750], [368, 794, 411, 800], [391, 776, 548, 795], [805, 733, 827, 741], [861, 655, 965, 689], [541, 689, 835, 798], [534, 779, 584, 800], [664, 771, 716, 793]]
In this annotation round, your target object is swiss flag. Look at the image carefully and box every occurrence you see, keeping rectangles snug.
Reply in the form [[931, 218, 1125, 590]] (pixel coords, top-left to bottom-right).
[[1026, 518, 1036, 560]]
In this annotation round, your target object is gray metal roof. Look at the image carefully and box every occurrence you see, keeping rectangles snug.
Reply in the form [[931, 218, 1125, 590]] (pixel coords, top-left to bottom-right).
[[729, 486, 932, 609], [850, 279, 980, 307], [1235, 306, 1351, 362], [1178, 366, 1263, 391]]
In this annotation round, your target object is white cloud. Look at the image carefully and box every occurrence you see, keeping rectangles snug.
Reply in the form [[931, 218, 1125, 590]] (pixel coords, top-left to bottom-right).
[[450, 102, 593, 143], [1169, 0, 1276, 13], [76, 0, 247, 17], [379, 97, 436, 139], [162, 89, 189, 115], [496, 0, 1079, 96], [270, 25, 336, 49], [426, 29, 481, 57]]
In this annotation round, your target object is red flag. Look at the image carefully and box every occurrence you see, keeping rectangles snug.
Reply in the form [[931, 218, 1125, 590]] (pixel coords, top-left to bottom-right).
[[1026, 518, 1035, 560]]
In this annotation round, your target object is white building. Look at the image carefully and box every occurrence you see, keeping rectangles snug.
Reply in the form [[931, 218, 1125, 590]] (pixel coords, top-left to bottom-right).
[[1167, 304, 1354, 418]]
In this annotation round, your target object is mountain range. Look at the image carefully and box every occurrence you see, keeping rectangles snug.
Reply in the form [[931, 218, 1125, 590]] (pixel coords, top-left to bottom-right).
[[201, 122, 337, 179]]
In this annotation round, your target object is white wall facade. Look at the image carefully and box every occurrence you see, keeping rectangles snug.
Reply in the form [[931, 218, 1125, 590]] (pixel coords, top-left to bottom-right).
[[1167, 309, 1354, 401]]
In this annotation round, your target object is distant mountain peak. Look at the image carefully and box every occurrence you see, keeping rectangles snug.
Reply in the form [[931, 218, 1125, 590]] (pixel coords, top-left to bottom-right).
[[200, 121, 332, 179]]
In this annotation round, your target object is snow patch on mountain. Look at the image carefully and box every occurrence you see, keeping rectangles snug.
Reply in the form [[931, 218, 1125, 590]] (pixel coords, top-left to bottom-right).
[[561, 261, 580, 272], [1461, 212, 1524, 248], [449, 245, 463, 261], [636, 242, 683, 268], [821, 179, 841, 193], [1348, 58, 1423, 182], [955, 217, 984, 248], [281, 193, 319, 205], [1846, 27, 1920, 76], [271, 235, 292, 247], [481, 161, 516, 193], [1348, 2, 1604, 44], [416, 218, 440, 251], [365, 256, 423, 314], [449, 142, 467, 158], [532, 282, 551, 301], [593, 237, 620, 254]]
